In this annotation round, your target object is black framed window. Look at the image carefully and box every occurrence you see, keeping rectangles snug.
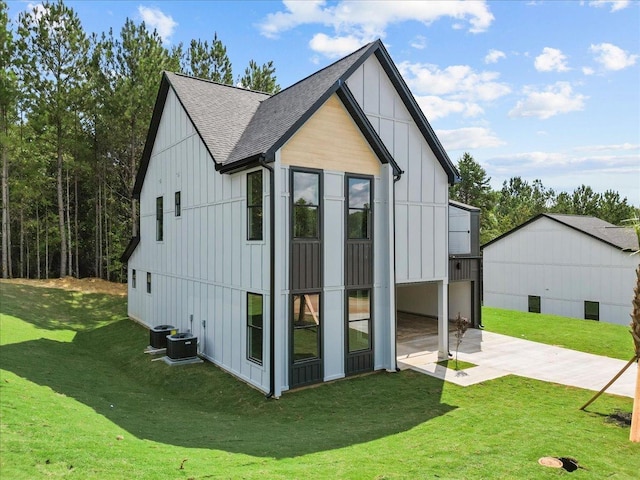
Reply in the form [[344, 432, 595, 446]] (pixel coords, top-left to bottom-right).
[[292, 293, 320, 362], [347, 177, 371, 239], [292, 171, 320, 239], [156, 196, 163, 241], [132, 269, 136, 288], [247, 293, 263, 364], [247, 171, 263, 240], [347, 289, 371, 352], [528, 295, 540, 313], [175, 191, 181, 217], [584, 301, 599, 321], [146, 272, 151, 294]]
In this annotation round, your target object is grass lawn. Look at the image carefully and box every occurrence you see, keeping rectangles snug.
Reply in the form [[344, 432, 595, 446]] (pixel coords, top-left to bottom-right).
[[1, 282, 638, 479], [482, 307, 635, 361]]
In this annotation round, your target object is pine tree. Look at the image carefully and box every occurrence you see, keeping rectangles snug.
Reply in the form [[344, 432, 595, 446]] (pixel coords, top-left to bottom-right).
[[17, 0, 89, 277], [239, 60, 281, 93]]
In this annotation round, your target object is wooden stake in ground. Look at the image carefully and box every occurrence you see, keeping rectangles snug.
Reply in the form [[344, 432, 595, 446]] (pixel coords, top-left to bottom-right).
[[630, 266, 640, 442]]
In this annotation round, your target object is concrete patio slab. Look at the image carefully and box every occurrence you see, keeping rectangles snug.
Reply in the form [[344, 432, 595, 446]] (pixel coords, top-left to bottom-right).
[[398, 327, 637, 398]]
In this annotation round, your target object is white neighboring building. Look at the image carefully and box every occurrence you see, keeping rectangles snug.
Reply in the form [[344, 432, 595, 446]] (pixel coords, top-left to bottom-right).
[[482, 213, 638, 325]]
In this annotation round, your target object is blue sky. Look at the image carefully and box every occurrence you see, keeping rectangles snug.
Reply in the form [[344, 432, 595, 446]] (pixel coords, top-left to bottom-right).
[[9, 0, 640, 205]]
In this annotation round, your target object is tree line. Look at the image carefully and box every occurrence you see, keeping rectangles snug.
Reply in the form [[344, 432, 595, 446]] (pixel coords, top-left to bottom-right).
[[0, 0, 280, 281], [450, 152, 639, 245]]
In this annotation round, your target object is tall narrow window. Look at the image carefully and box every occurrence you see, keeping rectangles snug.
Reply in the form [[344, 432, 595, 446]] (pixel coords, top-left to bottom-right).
[[292, 293, 320, 362], [175, 191, 181, 217], [347, 177, 371, 239], [528, 295, 540, 313], [584, 301, 599, 321], [247, 293, 263, 364], [146, 272, 151, 294], [132, 269, 136, 288], [247, 171, 263, 240], [292, 171, 320, 238], [347, 289, 371, 352], [156, 196, 163, 241]]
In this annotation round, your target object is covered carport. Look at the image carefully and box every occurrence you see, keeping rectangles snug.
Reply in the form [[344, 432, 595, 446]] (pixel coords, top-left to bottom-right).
[[396, 281, 449, 359]]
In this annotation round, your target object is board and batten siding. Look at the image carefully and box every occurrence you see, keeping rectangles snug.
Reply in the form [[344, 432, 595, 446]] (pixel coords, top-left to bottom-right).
[[483, 216, 638, 325], [127, 87, 270, 391], [346, 56, 448, 283], [449, 204, 471, 255]]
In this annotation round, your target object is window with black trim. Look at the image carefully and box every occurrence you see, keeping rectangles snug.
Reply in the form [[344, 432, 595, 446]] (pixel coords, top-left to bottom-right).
[[347, 289, 371, 352], [247, 293, 263, 364], [175, 191, 181, 217], [584, 301, 599, 321], [247, 171, 263, 240], [156, 196, 163, 241], [292, 171, 320, 238], [132, 269, 136, 288], [528, 295, 540, 313], [292, 293, 320, 362], [347, 177, 371, 239], [146, 272, 151, 294]]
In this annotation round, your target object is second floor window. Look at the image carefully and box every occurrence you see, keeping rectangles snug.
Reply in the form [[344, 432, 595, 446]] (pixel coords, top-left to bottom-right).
[[247, 171, 263, 240], [156, 196, 163, 241]]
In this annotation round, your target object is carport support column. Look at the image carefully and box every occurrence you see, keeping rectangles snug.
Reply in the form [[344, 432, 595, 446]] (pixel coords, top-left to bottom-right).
[[438, 280, 449, 360]]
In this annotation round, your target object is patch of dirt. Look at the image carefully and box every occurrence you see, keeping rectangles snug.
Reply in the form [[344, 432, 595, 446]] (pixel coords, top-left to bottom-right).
[[605, 410, 632, 427], [1, 277, 127, 296]]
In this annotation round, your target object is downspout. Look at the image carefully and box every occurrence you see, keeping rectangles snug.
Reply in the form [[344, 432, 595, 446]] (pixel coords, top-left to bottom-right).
[[260, 156, 276, 398], [393, 171, 402, 372]]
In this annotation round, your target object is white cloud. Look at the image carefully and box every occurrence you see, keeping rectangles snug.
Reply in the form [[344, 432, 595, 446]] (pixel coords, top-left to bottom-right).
[[435, 127, 505, 150], [534, 47, 570, 72], [582, 66, 595, 75], [411, 35, 427, 50], [138, 6, 177, 43], [573, 142, 640, 152], [589, 42, 638, 71], [509, 82, 587, 119], [415, 96, 483, 121], [308, 33, 366, 58], [484, 49, 506, 64], [399, 62, 511, 101], [259, 1, 494, 56], [398, 61, 510, 121], [588, 0, 630, 12]]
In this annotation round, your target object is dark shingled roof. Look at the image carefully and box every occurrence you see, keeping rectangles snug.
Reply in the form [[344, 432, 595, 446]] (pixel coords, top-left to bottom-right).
[[165, 72, 269, 164], [133, 39, 459, 198], [545, 214, 638, 251], [482, 213, 639, 252], [226, 42, 374, 165]]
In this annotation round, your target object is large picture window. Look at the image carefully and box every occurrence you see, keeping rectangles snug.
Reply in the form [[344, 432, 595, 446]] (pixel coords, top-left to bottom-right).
[[347, 177, 371, 239], [156, 196, 163, 241], [247, 293, 263, 364], [247, 171, 263, 240], [292, 171, 320, 238], [292, 293, 320, 362], [347, 289, 371, 352]]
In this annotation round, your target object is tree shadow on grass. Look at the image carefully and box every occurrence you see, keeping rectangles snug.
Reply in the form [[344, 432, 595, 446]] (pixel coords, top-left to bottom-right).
[[0, 318, 456, 458]]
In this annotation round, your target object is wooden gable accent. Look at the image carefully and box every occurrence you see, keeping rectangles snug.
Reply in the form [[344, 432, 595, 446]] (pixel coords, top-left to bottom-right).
[[281, 94, 381, 176]]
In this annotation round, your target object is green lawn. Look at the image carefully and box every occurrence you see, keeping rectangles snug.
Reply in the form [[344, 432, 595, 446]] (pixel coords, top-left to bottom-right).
[[482, 307, 635, 361], [1, 282, 638, 479]]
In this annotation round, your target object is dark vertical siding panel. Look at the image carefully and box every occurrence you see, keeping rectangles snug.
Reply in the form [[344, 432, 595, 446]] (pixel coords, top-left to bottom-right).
[[346, 242, 372, 287]]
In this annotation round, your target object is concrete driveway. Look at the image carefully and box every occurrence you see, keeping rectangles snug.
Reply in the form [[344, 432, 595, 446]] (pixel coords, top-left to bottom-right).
[[397, 327, 637, 398]]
